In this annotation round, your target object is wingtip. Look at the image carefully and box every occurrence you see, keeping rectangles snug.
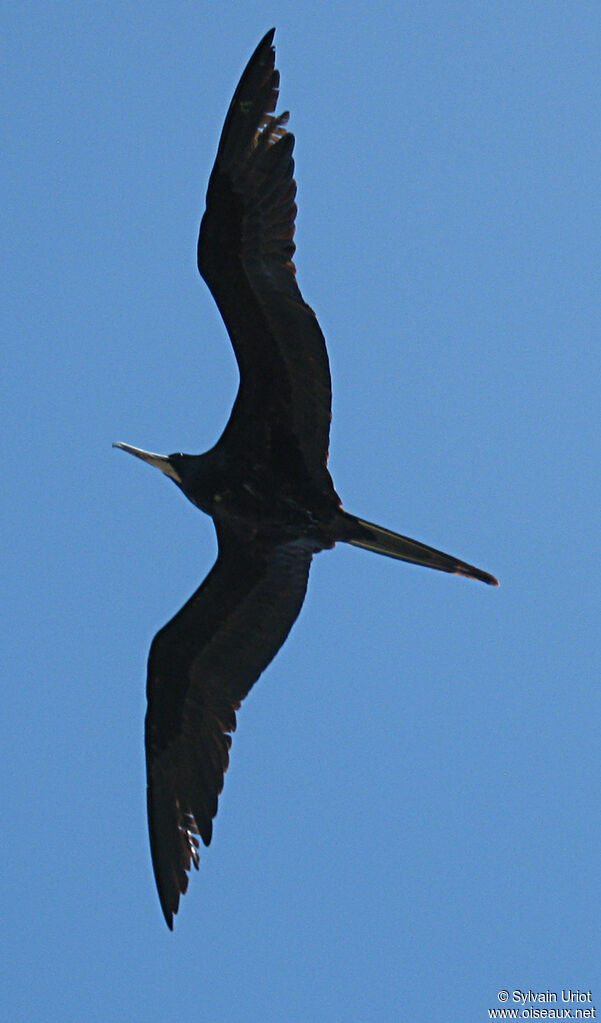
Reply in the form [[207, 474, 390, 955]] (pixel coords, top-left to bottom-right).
[[159, 890, 177, 930], [256, 27, 276, 54]]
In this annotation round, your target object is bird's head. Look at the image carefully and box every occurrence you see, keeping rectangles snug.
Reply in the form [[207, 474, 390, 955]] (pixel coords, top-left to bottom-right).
[[113, 442, 188, 486], [114, 443, 220, 518]]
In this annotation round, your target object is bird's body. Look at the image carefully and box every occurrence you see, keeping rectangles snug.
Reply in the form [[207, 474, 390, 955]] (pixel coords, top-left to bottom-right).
[[115, 29, 497, 929], [157, 444, 342, 545]]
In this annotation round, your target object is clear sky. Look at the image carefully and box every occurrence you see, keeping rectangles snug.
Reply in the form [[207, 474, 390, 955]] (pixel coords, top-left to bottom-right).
[[4, 2, 600, 1021]]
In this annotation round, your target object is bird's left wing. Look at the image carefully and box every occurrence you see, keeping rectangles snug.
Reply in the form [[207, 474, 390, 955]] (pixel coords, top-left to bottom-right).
[[145, 528, 315, 928]]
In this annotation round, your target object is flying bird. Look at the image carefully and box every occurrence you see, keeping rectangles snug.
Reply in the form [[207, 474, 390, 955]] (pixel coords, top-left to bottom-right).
[[115, 28, 498, 929]]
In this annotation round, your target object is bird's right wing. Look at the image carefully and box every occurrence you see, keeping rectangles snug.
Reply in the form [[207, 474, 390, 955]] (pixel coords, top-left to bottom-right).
[[145, 528, 315, 928], [197, 30, 333, 484]]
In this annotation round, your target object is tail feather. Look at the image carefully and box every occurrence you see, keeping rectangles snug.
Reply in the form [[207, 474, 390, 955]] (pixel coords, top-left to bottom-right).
[[343, 515, 498, 586]]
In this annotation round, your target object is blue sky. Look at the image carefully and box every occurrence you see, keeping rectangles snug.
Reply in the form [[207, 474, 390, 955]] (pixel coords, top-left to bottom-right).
[[4, 2, 600, 1020]]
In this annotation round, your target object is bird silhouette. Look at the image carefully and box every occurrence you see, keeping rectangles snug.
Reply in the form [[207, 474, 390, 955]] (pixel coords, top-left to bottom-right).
[[115, 28, 498, 929]]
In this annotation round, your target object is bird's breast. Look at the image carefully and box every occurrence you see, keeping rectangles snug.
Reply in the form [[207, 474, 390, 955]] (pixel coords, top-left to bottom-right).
[[208, 472, 338, 546]]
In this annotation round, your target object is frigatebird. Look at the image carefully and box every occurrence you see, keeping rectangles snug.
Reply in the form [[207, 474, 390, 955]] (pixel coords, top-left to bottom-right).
[[115, 28, 498, 929]]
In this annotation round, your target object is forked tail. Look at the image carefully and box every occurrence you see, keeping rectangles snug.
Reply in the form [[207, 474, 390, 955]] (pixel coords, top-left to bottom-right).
[[341, 514, 498, 586]]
